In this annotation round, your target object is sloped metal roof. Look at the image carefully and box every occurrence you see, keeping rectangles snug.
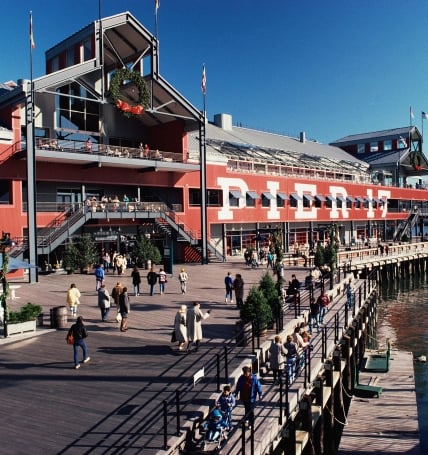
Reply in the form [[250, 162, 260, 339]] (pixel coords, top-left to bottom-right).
[[331, 126, 417, 145]]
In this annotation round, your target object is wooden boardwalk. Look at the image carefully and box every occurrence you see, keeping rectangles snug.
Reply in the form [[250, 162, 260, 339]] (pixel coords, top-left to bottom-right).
[[338, 347, 421, 455], [0, 259, 285, 455], [0, 254, 422, 454]]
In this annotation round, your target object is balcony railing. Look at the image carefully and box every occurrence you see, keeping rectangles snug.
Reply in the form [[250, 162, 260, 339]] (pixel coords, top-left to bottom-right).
[[36, 138, 186, 163]]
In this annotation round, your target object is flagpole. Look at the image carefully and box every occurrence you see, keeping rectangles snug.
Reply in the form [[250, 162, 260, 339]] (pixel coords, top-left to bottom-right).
[[155, 0, 159, 43], [27, 11, 38, 282], [200, 64, 208, 264]]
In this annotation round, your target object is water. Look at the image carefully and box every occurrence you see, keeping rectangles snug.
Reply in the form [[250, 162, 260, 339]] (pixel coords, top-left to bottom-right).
[[379, 275, 428, 453]]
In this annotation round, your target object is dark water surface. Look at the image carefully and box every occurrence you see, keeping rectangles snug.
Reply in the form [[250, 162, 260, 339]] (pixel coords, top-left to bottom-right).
[[379, 275, 428, 453]]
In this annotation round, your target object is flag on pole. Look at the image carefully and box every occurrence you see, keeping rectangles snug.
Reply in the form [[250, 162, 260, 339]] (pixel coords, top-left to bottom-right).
[[201, 65, 206, 94], [30, 11, 35, 49], [155, 0, 160, 13], [422, 111, 428, 120], [410, 106, 415, 119]]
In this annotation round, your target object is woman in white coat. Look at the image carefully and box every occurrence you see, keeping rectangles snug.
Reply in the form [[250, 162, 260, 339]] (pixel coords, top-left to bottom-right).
[[186, 301, 210, 353], [174, 305, 188, 350]]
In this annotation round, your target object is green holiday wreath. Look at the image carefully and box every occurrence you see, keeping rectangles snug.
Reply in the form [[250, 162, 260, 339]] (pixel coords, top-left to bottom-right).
[[110, 68, 151, 117], [411, 150, 423, 171]]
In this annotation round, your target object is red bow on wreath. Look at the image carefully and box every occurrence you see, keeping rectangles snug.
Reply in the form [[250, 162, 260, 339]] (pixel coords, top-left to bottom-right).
[[116, 99, 144, 115]]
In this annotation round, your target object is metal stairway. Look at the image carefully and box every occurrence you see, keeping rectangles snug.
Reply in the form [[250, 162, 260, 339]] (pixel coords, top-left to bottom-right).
[[392, 208, 419, 242], [11, 206, 225, 262]]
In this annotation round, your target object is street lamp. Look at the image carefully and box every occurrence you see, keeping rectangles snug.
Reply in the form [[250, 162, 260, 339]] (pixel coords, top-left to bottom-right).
[[1, 232, 13, 338]]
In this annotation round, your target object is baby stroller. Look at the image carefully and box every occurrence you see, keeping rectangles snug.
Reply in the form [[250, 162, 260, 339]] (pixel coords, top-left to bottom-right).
[[201, 409, 229, 452]]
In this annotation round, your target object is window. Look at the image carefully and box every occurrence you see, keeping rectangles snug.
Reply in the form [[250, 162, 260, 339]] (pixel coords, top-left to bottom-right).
[[290, 193, 302, 208], [82, 38, 93, 62], [303, 194, 313, 208], [57, 83, 99, 133], [189, 189, 201, 206], [398, 137, 407, 149], [370, 142, 379, 152], [51, 56, 59, 72], [277, 192, 287, 208], [262, 192, 273, 208], [314, 195, 325, 208], [246, 191, 260, 207], [0, 179, 11, 204], [229, 190, 242, 207], [189, 189, 221, 206], [207, 190, 221, 206], [384, 139, 392, 151], [357, 143, 365, 154]]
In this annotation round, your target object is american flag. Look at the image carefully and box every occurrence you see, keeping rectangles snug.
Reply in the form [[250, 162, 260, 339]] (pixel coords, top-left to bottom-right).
[[30, 11, 35, 49], [201, 65, 206, 94]]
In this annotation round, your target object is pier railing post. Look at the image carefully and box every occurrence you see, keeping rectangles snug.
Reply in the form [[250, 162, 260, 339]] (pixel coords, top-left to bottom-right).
[[175, 389, 181, 436]]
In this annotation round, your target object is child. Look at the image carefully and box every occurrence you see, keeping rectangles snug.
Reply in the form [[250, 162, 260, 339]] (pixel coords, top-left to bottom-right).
[[203, 409, 229, 442], [216, 385, 236, 429]]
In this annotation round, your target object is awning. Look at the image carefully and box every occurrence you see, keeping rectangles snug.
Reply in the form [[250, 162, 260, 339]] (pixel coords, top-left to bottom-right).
[[277, 192, 289, 200], [262, 192, 274, 200], [229, 190, 243, 198], [303, 194, 314, 201], [337, 196, 346, 202], [326, 195, 336, 202], [315, 195, 326, 201], [346, 196, 356, 202], [246, 191, 260, 199], [4, 258, 39, 272], [356, 197, 366, 203], [290, 193, 303, 201]]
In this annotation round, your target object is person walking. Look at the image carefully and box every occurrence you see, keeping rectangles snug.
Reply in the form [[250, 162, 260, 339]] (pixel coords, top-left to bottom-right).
[[269, 335, 287, 383], [174, 304, 188, 350], [309, 296, 320, 334], [224, 272, 234, 304], [94, 263, 105, 291], [158, 268, 167, 294], [317, 290, 330, 323], [235, 366, 263, 425], [186, 301, 210, 353], [66, 283, 81, 318], [131, 266, 141, 296], [233, 274, 245, 309], [284, 334, 299, 384], [119, 286, 130, 332], [97, 283, 111, 322], [66, 316, 90, 369], [178, 268, 188, 294], [111, 281, 123, 323], [104, 251, 111, 272], [147, 266, 158, 296]]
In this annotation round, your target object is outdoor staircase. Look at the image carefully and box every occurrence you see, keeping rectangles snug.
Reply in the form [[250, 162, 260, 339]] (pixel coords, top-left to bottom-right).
[[392, 208, 419, 242], [10, 206, 225, 263]]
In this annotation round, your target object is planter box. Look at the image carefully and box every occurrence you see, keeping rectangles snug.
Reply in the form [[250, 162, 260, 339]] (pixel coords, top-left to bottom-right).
[[6, 320, 37, 337]]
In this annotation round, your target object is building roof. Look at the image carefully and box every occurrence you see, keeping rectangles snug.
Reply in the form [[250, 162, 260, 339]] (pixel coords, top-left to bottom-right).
[[331, 126, 417, 145], [189, 116, 369, 176]]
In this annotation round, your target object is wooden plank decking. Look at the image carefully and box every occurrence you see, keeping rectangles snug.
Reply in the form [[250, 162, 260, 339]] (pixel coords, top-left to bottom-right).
[[338, 348, 421, 454]]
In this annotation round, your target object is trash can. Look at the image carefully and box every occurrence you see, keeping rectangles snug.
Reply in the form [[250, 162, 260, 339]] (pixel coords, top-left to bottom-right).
[[50, 306, 68, 329]]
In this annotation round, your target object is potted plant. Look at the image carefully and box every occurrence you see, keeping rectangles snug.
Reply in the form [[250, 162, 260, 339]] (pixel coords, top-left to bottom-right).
[[6, 302, 42, 337], [62, 240, 80, 274], [240, 286, 273, 336], [132, 233, 162, 268], [76, 234, 98, 273], [258, 272, 282, 327]]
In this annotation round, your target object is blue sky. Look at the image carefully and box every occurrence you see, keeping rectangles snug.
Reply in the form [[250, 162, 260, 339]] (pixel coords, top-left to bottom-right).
[[2, 0, 428, 144]]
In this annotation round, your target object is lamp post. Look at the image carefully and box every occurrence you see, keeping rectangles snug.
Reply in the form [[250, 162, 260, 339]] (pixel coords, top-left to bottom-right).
[[1, 232, 13, 338]]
